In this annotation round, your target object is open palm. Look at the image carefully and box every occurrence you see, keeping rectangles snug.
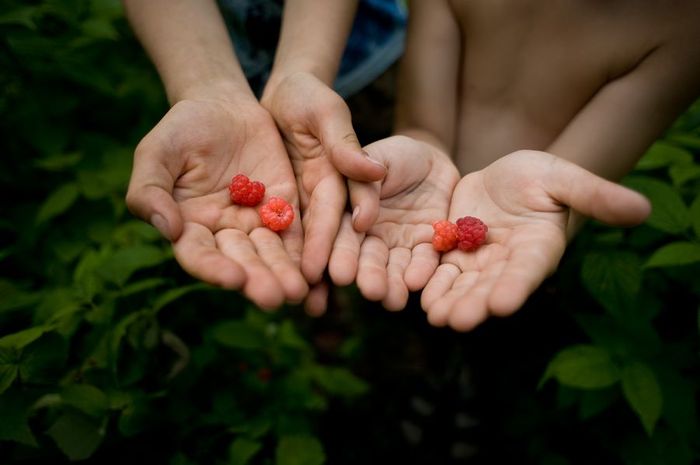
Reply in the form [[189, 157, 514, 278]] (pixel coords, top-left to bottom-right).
[[329, 135, 460, 310], [126, 98, 308, 309], [422, 150, 651, 331], [261, 72, 386, 287]]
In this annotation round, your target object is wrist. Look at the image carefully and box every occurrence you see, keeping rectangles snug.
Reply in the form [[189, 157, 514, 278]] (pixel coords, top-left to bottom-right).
[[171, 77, 256, 107]]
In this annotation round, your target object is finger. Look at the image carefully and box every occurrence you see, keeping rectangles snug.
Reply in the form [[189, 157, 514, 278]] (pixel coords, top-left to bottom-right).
[[172, 222, 246, 289], [382, 247, 412, 311], [216, 229, 285, 310], [300, 175, 346, 283], [329, 213, 364, 286], [126, 140, 184, 241], [250, 228, 309, 303], [447, 260, 508, 332], [543, 154, 651, 226], [316, 98, 386, 182], [421, 262, 460, 310], [404, 243, 441, 291], [356, 236, 390, 302], [304, 281, 330, 317], [424, 268, 480, 327], [487, 234, 565, 317], [348, 179, 381, 232]]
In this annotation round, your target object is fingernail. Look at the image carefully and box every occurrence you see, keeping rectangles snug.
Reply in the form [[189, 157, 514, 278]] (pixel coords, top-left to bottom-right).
[[352, 206, 361, 224], [150, 213, 171, 241], [362, 150, 385, 169]]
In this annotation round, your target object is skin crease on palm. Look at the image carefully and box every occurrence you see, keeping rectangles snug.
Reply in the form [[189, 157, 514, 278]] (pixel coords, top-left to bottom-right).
[[127, 98, 310, 310], [327, 135, 460, 311], [420, 151, 651, 332]]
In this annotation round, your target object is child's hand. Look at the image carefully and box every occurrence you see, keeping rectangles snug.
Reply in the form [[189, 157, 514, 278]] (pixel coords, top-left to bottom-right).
[[126, 97, 308, 310], [261, 72, 386, 293], [328, 135, 460, 310], [422, 150, 651, 331]]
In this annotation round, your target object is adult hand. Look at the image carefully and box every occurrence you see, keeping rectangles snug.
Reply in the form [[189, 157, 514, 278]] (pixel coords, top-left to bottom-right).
[[328, 135, 460, 310], [126, 93, 308, 309], [422, 150, 651, 331], [261, 72, 387, 288]]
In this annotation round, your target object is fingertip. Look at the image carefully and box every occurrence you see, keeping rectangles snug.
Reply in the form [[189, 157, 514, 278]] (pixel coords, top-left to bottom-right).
[[447, 307, 488, 333], [332, 147, 386, 182], [304, 282, 330, 317], [351, 196, 379, 233]]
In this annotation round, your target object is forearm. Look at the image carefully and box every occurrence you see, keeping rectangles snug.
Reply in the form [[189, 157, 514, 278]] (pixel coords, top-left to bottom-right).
[[264, 0, 358, 92], [393, 0, 460, 156], [123, 0, 252, 104]]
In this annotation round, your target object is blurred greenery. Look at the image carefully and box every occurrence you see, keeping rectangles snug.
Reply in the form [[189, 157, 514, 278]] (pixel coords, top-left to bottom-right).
[[1, 1, 699, 464]]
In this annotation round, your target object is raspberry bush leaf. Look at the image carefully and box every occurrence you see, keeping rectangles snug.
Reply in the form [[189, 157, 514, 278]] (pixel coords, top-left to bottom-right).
[[540, 344, 620, 390], [624, 176, 690, 234], [35, 182, 80, 225], [275, 435, 326, 465], [621, 362, 663, 436], [635, 142, 693, 170], [644, 241, 700, 268]]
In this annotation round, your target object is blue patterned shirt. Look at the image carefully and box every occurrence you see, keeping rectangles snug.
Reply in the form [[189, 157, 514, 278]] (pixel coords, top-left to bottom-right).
[[217, 0, 407, 97]]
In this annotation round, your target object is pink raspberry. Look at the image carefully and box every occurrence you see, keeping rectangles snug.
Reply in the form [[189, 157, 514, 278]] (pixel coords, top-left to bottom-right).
[[259, 197, 294, 231], [456, 216, 488, 251], [432, 220, 458, 252], [229, 173, 265, 207]]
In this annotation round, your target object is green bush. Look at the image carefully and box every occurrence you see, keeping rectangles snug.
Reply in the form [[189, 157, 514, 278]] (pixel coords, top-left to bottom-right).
[[0, 1, 698, 464]]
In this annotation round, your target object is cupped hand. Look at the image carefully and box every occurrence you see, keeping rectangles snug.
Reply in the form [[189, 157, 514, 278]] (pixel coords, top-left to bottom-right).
[[126, 96, 308, 309], [422, 150, 652, 331], [261, 72, 387, 289], [328, 135, 460, 310]]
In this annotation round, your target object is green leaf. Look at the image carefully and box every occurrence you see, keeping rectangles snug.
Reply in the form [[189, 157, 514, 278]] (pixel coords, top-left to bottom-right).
[[540, 345, 620, 390], [211, 320, 266, 350], [644, 242, 700, 268], [622, 362, 663, 436], [635, 142, 693, 170], [152, 283, 208, 313], [624, 176, 690, 234], [229, 437, 263, 465], [0, 346, 19, 394], [97, 244, 168, 286], [311, 366, 370, 398], [276, 435, 326, 465], [669, 164, 700, 187], [578, 387, 618, 420], [35, 183, 80, 225], [690, 194, 700, 238], [0, 7, 38, 29], [61, 384, 109, 418], [0, 391, 39, 447], [581, 251, 642, 315], [0, 326, 48, 349], [0, 279, 41, 313], [34, 152, 82, 171], [81, 18, 119, 40], [46, 411, 104, 461], [119, 278, 168, 297], [18, 333, 69, 383]]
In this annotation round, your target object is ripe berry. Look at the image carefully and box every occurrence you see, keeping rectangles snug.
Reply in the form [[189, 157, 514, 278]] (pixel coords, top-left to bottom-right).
[[432, 220, 458, 252], [456, 216, 488, 251], [259, 197, 294, 231], [229, 173, 265, 207]]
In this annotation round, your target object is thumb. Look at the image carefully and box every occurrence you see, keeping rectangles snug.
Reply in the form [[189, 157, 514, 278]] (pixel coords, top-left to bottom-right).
[[317, 97, 386, 183], [545, 154, 651, 227], [126, 142, 184, 241]]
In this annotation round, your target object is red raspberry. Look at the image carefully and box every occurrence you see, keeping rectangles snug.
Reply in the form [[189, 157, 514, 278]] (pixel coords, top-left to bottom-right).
[[456, 216, 488, 251], [259, 197, 294, 231], [229, 174, 265, 206], [432, 220, 458, 252]]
